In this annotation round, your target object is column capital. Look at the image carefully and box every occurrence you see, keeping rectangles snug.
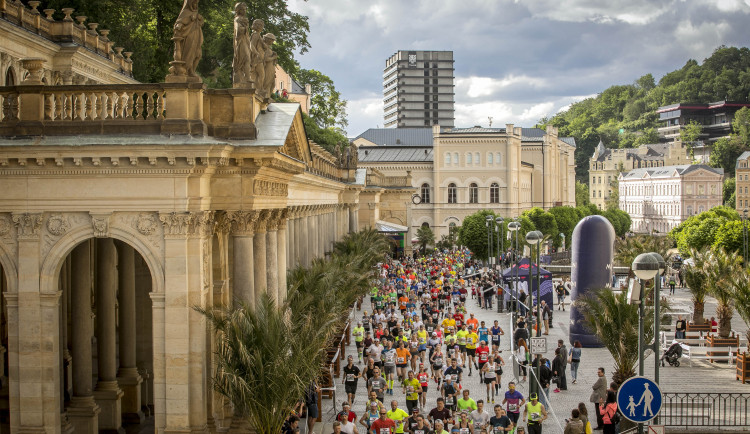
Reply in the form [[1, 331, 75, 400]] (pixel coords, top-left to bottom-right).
[[267, 209, 281, 231], [224, 210, 257, 236], [254, 209, 271, 233], [158, 211, 215, 238], [276, 208, 289, 230]]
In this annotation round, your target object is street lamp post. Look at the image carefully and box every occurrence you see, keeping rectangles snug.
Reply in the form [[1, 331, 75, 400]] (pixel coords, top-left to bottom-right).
[[632, 253, 660, 434], [486, 215, 494, 268], [743, 208, 748, 265], [496, 217, 505, 313], [508, 221, 521, 317], [526, 230, 543, 397], [650, 252, 665, 425]]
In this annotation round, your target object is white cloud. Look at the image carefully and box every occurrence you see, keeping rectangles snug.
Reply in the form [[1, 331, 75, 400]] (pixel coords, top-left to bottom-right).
[[456, 75, 548, 99], [674, 19, 732, 57], [518, 0, 672, 25]]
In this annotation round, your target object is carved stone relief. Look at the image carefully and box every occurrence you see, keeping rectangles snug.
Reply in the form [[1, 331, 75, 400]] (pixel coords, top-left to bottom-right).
[[12, 213, 43, 239]]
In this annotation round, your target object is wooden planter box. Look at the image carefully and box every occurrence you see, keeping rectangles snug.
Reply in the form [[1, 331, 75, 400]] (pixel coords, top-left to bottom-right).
[[706, 335, 740, 363], [686, 322, 712, 334], [737, 352, 750, 384]]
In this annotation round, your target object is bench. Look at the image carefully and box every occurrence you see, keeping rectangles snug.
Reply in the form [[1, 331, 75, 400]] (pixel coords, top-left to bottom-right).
[[682, 346, 737, 367]]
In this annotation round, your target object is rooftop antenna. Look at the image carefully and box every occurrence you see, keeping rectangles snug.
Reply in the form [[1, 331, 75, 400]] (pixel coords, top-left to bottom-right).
[[488, 116, 493, 127]]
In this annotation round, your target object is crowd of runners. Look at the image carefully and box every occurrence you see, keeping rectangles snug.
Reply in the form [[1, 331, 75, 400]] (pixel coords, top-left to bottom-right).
[[324, 249, 552, 434]]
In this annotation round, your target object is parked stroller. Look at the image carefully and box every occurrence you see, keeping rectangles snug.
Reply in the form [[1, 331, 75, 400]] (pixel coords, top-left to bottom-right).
[[661, 342, 683, 367]]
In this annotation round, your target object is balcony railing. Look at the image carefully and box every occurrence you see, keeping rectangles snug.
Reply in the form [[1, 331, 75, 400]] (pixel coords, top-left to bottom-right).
[[661, 392, 750, 428]]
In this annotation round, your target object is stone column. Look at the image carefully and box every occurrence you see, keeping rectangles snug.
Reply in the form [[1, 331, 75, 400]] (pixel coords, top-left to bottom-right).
[[68, 240, 101, 433], [277, 210, 288, 304], [226, 211, 256, 307], [348, 204, 356, 233], [93, 238, 125, 433], [266, 210, 279, 303], [318, 212, 325, 256], [294, 209, 302, 268], [116, 242, 144, 424], [286, 215, 293, 269], [253, 210, 269, 298], [311, 208, 319, 259]]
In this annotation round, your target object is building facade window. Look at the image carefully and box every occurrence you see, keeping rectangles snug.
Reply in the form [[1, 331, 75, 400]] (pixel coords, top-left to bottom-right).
[[421, 183, 431, 204], [469, 183, 478, 203], [454, 152, 459, 165], [445, 152, 451, 165], [466, 153, 473, 164], [490, 183, 499, 203], [488, 153, 493, 164], [448, 183, 457, 204], [475, 152, 480, 165]]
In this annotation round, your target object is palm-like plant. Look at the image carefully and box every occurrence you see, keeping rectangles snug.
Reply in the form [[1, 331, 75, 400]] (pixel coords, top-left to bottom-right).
[[702, 247, 742, 338], [198, 229, 391, 433], [416, 224, 435, 253], [574, 288, 655, 385], [729, 267, 750, 348], [198, 294, 327, 434], [614, 234, 675, 269], [683, 248, 709, 325]]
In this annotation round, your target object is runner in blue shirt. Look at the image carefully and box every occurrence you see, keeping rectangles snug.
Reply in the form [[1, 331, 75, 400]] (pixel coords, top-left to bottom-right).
[[477, 321, 489, 346]]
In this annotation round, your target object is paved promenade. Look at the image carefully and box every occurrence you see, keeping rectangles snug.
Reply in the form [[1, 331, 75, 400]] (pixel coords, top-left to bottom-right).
[[313, 282, 749, 433]]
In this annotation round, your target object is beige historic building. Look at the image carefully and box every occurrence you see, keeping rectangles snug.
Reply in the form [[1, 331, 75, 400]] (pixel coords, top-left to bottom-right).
[[273, 65, 311, 114], [736, 151, 750, 212], [618, 165, 724, 234], [589, 140, 689, 210], [356, 125, 576, 239], [0, 2, 382, 433], [0, 1, 136, 86]]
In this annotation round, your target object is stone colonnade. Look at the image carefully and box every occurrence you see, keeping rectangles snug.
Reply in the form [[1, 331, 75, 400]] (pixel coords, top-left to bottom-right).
[[284, 203, 358, 269]]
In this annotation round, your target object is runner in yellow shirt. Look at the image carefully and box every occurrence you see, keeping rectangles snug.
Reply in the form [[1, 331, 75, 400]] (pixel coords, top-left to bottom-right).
[[441, 317, 456, 335], [465, 329, 479, 376], [386, 400, 410, 434], [402, 371, 423, 414]]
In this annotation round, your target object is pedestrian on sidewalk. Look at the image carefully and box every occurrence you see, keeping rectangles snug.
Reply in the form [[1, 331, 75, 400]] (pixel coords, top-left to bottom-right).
[[590, 368, 607, 430], [568, 341, 582, 384]]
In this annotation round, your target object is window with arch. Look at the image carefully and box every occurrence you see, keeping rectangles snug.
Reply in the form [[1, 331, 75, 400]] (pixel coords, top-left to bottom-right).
[[490, 183, 499, 203], [421, 183, 431, 204], [496, 152, 501, 165], [474, 152, 480, 165], [454, 152, 459, 165], [447, 183, 457, 204], [469, 183, 478, 203], [445, 152, 451, 165], [466, 153, 473, 164], [487, 153, 493, 164]]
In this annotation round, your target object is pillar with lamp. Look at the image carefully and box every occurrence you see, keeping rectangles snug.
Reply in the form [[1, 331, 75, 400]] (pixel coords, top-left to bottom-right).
[[525, 229, 543, 397], [496, 216, 504, 313], [508, 220, 521, 316]]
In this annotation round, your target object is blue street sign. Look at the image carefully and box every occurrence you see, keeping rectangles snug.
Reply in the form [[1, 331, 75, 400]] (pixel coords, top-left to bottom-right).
[[617, 376, 662, 424]]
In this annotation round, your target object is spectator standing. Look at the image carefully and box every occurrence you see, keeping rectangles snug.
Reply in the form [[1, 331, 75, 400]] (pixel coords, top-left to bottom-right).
[[590, 368, 607, 430]]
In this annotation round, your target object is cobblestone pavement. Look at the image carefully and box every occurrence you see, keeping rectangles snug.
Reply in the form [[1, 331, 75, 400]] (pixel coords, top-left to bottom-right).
[[311, 283, 749, 434]]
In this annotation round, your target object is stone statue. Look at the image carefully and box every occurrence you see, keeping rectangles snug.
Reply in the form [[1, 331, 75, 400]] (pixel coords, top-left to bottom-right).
[[262, 33, 277, 98], [169, 0, 204, 79], [249, 19, 265, 95], [232, 2, 252, 86]]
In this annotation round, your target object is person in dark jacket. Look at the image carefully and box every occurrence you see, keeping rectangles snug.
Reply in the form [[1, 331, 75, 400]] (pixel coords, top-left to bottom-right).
[[552, 347, 567, 392]]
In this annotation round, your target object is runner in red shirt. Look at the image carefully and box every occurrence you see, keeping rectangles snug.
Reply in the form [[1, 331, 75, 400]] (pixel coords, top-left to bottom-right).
[[370, 409, 396, 434], [417, 363, 430, 409], [475, 340, 491, 376]]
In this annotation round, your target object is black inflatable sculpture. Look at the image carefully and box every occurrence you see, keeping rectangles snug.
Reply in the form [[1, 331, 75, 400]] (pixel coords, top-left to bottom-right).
[[569, 215, 615, 347]]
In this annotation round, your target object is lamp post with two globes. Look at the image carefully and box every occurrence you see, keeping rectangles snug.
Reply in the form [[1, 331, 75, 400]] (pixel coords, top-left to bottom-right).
[[525, 230, 543, 397]]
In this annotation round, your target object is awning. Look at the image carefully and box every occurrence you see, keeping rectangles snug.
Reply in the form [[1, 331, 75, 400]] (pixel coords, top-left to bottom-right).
[[376, 220, 409, 233]]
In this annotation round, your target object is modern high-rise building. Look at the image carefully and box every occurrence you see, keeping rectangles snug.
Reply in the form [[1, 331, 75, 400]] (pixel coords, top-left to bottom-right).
[[383, 50, 455, 128]]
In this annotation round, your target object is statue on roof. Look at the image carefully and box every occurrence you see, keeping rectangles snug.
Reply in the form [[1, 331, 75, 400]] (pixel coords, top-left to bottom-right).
[[168, 0, 204, 80], [232, 2, 252, 86], [262, 33, 277, 98], [249, 19, 266, 95]]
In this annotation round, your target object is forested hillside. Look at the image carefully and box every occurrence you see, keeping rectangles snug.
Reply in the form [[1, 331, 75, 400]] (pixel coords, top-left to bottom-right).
[[538, 46, 750, 181]]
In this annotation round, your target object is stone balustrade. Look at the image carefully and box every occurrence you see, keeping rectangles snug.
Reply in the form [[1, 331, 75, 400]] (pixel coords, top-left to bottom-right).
[[0, 0, 133, 77]]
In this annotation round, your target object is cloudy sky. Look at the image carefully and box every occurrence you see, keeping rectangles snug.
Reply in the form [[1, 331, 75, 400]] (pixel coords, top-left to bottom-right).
[[287, 0, 750, 136]]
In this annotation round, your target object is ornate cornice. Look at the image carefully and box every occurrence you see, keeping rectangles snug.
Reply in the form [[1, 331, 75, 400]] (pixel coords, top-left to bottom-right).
[[253, 179, 288, 197], [158, 211, 215, 238]]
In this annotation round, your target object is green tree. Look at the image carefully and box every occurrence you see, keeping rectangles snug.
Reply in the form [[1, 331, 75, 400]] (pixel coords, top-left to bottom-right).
[[679, 120, 703, 157], [614, 235, 674, 269], [416, 224, 435, 252], [712, 220, 744, 254], [301, 113, 349, 155], [710, 137, 747, 176], [683, 248, 709, 324], [548, 206, 580, 247], [729, 268, 750, 347], [42, 0, 311, 85], [605, 178, 620, 211], [458, 211, 534, 260], [575, 181, 590, 206], [522, 207, 558, 241], [723, 177, 736, 207], [575, 288, 654, 384], [294, 69, 348, 131], [603, 209, 632, 237], [732, 106, 750, 144], [702, 247, 742, 337]]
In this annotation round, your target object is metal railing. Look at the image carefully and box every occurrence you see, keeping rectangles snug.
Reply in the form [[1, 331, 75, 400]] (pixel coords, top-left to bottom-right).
[[661, 392, 750, 428]]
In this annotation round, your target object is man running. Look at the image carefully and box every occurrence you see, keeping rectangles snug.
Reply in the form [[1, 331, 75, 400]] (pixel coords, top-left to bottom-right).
[[343, 355, 361, 406]]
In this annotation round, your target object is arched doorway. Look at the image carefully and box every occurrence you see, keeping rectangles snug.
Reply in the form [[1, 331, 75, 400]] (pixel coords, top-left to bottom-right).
[[55, 238, 154, 433]]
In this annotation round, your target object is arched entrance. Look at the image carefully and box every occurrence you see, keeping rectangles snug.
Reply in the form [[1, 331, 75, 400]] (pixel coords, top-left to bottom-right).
[[54, 238, 154, 433]]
